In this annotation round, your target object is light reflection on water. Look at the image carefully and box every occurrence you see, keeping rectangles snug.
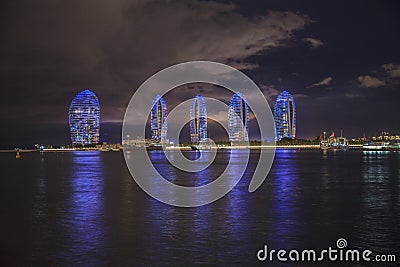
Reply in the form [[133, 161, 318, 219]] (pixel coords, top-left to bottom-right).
[[33, 156, 47, 220], [64, 152, 108, 262], [269, 149, 300, 248], [0, 149, 399, 266], [359, 151, 399, 252]]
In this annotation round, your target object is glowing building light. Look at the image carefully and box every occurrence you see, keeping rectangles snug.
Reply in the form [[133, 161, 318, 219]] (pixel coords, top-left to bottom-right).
[[190, 94, 207, 143], [150, 95, 168, 144], [69, 89, 100, 145], [228, 92, 249, 143], [274, 90, 296, 141]]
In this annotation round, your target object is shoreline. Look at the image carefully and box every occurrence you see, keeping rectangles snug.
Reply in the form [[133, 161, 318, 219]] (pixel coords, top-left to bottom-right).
[[0, 144, 365, 153]]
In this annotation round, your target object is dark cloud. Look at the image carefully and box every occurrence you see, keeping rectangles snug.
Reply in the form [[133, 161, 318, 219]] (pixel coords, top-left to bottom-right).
[[356, 63, 400, 88], [307, 76, 332, 88], [1, 0, 400, 146], [0, 0, 309, 120], [382, 63, 400, 78], [357, 75, 385, 88], [303, 37, 324, 48]]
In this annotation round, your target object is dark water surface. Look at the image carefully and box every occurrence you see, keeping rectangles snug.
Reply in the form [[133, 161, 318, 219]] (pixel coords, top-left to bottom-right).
[[0, 150, 399, 266]]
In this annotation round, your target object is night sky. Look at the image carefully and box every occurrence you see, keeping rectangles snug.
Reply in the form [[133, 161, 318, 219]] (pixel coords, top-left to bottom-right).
[[1, 0, 400, 147]]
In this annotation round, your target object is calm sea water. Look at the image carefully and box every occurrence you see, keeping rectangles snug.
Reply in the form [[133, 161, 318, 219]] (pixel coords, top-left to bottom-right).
[[0, 149, 399, 266]]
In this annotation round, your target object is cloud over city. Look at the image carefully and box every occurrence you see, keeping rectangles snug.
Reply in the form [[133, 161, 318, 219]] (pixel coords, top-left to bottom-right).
[[0, 0, 311, 124], [382, 63, 400, 78], [357, 75, 386, 88], [307, 77, 332, 88], [303, 37, 324, 48]]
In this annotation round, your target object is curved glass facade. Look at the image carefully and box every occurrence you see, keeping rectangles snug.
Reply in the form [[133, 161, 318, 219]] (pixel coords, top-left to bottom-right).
[[190, 94, 207, 143], [274, 90, 296, 141], [228, 92, 249, 143], [150, 95, 168, 143], [69, 89, 100, 145]]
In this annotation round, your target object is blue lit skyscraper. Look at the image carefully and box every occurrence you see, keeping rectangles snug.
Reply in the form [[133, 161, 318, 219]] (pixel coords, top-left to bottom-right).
[[150, 95, 168, 143], [274, 90, 296, 141], [190, 94, 207, 143], [228, 92, 249, 143], [69, 89, 100, 145]]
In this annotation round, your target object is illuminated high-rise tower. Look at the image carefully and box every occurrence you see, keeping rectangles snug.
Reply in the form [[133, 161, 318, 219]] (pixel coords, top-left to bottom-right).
[[190, 94, 207, 143], [69, 89, 100, 145], [228, 92, 249, 143], [274, 90, 296, 141], [150, 95, 168, 143]]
